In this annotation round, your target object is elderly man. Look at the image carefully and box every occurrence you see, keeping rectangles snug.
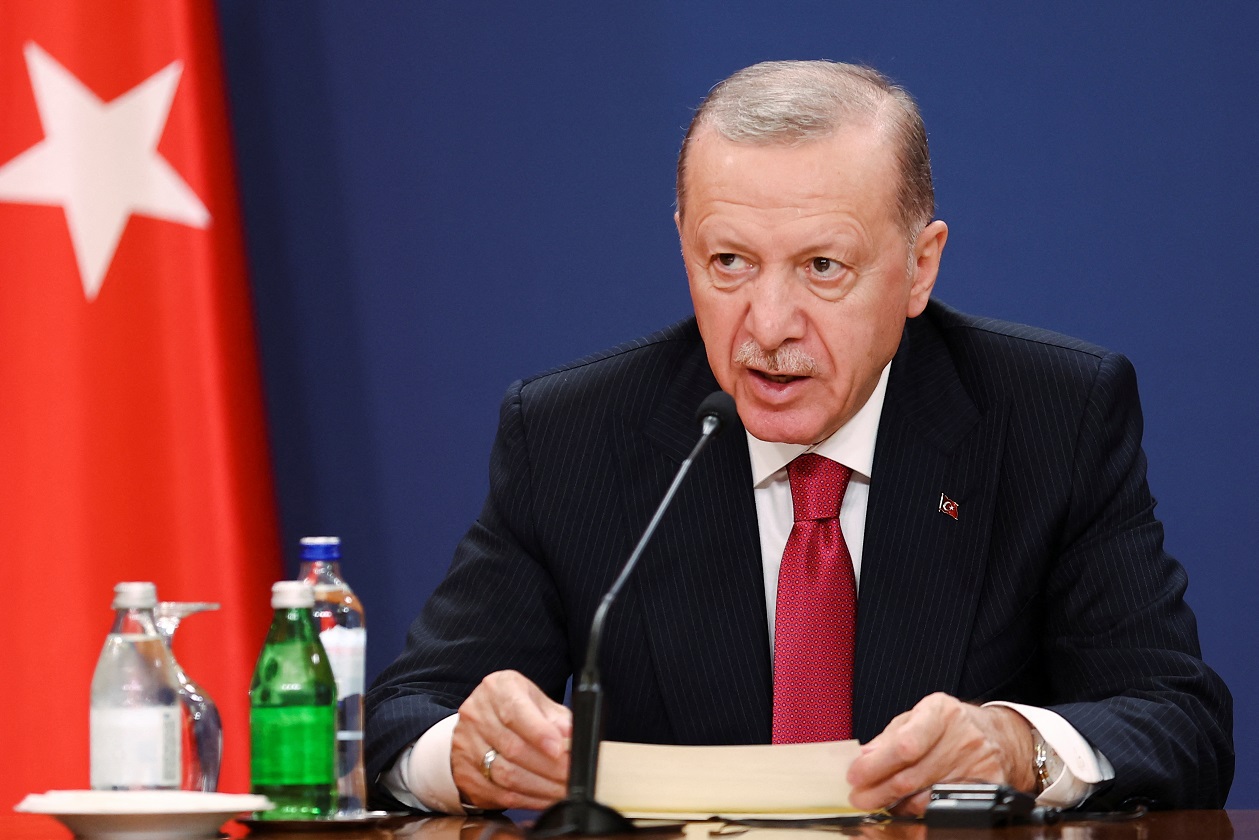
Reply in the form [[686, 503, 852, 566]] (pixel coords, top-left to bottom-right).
[[365, 60, 1233, 815]]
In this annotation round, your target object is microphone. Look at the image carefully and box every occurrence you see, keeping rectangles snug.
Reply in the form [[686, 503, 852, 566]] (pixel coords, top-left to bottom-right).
[[531, 391, 739, 837]]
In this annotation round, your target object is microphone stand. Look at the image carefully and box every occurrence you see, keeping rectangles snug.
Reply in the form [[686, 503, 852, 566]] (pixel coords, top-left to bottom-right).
[[531, 399, 732, 837]]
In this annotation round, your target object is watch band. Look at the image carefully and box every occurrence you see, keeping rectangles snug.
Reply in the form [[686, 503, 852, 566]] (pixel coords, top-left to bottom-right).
[[1031, 727, 1052, 795]]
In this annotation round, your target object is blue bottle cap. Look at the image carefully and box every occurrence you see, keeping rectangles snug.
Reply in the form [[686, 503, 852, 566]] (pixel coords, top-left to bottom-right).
[[300, 536, 341, 561]]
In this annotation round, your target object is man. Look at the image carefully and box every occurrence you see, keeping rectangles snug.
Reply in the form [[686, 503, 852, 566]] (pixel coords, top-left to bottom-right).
[[365, 60, 1233, 815]]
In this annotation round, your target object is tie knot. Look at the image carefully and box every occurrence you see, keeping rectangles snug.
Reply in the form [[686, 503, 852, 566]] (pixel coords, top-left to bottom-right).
[[786, 453, 852, 522]]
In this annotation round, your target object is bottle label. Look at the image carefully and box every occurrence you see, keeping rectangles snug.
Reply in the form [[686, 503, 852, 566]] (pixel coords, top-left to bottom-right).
[[251, 705, 336, 785], [318, 626, 366, 699], [90, 707, 181, 789]]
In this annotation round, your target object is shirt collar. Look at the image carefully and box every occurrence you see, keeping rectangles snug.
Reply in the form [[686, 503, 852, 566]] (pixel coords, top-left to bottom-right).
[[746, 361, 891, 488]]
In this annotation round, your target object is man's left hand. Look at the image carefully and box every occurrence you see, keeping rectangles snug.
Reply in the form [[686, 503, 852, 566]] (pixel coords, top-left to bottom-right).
[[847, 693, 1036, 815]]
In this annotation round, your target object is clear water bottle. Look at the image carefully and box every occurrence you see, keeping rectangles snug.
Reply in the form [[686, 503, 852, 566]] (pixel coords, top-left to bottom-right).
[[90, 582, 183, 790], [298, 537, 367, 815], [250, 581, 337, 819]]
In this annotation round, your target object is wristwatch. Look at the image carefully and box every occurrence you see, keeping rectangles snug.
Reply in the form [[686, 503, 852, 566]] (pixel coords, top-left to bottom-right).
[[1031, 727, 1054, 795]]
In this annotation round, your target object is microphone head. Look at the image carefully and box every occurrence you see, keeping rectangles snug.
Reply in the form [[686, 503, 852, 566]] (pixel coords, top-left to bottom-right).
[[695, 391, 739, 436]]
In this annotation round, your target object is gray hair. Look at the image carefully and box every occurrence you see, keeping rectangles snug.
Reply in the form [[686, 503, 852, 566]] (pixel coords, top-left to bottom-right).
[[676, 60, 934, 240]]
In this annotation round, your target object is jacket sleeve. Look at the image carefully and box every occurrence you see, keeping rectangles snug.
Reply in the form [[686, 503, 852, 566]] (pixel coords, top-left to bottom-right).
[[364, 380, 573, 805], [1043, 350, 1233, 809]]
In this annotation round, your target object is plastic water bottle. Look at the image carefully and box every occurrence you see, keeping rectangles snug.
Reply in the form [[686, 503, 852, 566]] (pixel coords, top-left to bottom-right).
[[250, 581, 337, 819], [90, 581, 183, 790], [298, 537, 367, 814]]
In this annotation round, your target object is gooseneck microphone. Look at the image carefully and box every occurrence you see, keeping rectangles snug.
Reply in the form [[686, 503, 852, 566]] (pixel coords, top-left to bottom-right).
[[531, 391, 739, 837]]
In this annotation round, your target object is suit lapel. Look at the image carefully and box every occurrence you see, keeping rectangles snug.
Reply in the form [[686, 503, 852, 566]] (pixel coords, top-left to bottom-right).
[[852, 311, 1009, 740], [619, 329, 773, 744]]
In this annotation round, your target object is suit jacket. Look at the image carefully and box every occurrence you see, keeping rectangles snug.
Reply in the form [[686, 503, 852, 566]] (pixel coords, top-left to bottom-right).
[[365, 300, 1233, 809]]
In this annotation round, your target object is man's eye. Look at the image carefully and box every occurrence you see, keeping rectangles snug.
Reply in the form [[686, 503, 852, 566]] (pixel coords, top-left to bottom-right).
[[810, 257, 842, 277], [715, 253, 747, 269]]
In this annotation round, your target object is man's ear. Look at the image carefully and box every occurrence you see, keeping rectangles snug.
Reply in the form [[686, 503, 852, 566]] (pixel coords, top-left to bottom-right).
[[906, 219, 948, 318]]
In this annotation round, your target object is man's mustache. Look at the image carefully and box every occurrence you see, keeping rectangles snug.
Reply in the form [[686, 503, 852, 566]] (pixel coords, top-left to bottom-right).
[[733, 341, 819, 375]]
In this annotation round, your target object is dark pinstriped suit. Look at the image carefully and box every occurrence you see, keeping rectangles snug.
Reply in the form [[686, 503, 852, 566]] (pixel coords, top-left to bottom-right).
[[366, 299, 1233, 809]]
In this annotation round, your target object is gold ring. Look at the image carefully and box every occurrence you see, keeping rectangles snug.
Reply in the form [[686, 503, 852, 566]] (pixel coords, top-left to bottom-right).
[[481, 748, 498, 784]]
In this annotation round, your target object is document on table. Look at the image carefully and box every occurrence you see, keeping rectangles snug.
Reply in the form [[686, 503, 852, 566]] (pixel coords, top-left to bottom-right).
[[595, 739, 869, 820]]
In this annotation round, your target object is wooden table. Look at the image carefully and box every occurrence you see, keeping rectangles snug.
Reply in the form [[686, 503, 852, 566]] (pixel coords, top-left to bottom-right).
[[3, 810, 1252, 840]]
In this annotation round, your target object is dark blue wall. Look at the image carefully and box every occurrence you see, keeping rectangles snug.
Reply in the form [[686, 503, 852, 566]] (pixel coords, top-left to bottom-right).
[[216, 2, 1259, 805]]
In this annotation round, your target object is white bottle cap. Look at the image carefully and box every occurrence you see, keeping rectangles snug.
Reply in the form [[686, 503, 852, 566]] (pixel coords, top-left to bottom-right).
[[112, 581, 158, 609], [271, 580, 315, 609]]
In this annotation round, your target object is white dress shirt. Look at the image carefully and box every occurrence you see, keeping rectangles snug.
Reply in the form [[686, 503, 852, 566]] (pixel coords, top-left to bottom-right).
[[385, 363, 1113, 812]]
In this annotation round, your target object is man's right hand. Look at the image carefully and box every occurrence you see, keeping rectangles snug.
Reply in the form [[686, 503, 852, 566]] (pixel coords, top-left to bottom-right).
[[451, 670, 572, 810]]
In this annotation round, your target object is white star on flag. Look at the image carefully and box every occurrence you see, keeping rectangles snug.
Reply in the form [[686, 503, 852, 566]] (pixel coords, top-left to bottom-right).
[[0, 42, 211, 301]]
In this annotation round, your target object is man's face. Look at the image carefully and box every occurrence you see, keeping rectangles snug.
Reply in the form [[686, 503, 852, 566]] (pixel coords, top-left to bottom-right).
[[677, 124, 946, 444]]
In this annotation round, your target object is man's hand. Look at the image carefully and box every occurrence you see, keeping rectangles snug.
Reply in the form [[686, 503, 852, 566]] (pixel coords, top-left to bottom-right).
[[847, 693, 1035, 816], [451, 670, 572, 810]]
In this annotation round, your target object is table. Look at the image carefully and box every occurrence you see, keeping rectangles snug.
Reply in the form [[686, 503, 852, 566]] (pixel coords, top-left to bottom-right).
[[3, 810, 1252, 840]]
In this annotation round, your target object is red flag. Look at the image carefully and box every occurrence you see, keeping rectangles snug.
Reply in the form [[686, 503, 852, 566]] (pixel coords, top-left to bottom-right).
[[0, 0, 281, 803]]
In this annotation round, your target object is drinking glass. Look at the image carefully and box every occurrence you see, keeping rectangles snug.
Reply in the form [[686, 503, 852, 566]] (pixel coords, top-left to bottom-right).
[[154, 602, 223, 792]]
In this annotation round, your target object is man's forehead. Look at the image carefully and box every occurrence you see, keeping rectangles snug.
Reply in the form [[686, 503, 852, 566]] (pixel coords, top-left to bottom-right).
[[679, 122, 901, 221]]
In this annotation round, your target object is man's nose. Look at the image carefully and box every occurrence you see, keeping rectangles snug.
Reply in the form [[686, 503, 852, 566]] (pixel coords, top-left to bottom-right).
[[744, 272, 805, 350]]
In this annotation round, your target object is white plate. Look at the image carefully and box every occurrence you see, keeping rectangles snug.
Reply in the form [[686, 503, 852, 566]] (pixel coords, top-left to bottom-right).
[[15, 790, 274, 840]]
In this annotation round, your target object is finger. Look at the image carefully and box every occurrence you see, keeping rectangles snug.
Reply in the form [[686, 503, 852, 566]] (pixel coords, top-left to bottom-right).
[[484, 685, 571, 782], [451, 736, 565, 811], [483, 750, 569, 802], [486, 720, 570, 785], [458, 672, 567, 771], [849, 767, 931, 813], [848, 700, 953, 809], [544, 701, 574, 736], [849, 704, 946, 788], [488, 672, 570, 761], [461, 769, 558, 812], [453, 672, 572, 806]]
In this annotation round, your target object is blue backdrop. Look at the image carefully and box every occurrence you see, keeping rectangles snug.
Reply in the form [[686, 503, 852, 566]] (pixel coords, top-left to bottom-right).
[[215, 2, 1259, 805]]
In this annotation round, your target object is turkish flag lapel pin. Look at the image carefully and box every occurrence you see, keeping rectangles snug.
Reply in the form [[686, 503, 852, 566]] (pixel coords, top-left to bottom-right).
[[938, 493, 960, 520]]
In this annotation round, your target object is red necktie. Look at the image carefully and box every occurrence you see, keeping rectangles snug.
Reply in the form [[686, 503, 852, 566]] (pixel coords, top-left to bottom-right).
[[772, 453, 856, 743]]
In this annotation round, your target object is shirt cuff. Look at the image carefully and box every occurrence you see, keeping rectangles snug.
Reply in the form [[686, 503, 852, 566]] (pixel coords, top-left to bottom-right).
[[983, 701, 1115, 808], [381, 712, 466, 814]]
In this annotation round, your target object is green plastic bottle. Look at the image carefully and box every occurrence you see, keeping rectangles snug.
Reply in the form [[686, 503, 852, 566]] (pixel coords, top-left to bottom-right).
[[249, 581, 337, 819]]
